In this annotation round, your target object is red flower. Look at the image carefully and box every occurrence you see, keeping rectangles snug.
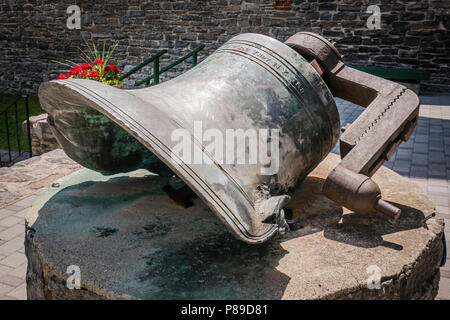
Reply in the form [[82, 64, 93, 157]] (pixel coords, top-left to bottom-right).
[[67, 69, 77, 77], [57, 74, 66, 80], [94, 59, 104, 65], [73, 65, 83, 73], [81, 63, 92, 70], [80, 70, 88, 77], [89, 70, 100, 78], [105, 64, 119, 74]]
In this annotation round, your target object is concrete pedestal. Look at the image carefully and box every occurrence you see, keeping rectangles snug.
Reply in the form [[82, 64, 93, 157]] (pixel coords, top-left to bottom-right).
[[25, 153, 444, 299]]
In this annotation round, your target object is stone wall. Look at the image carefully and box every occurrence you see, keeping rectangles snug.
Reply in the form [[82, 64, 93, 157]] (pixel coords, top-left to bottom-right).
[[1, 0, 449, 94]]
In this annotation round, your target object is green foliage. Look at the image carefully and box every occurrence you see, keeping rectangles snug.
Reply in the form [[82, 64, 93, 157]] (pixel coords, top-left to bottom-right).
[[0, 94, 43, 151]]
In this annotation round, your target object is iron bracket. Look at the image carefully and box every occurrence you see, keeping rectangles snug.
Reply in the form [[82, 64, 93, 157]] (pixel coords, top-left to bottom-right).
[[285, 32, 420, 219]]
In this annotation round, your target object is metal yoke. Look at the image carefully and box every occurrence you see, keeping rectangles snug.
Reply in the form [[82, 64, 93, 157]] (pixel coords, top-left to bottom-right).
[[285, 32, 420, 219]]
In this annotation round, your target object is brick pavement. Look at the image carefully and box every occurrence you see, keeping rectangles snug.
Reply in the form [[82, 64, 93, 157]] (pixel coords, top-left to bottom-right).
[[0, 94, 449, 299]]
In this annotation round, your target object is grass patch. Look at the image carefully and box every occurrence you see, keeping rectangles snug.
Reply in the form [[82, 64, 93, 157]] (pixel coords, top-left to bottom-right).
[[0, 93, 44, 152]]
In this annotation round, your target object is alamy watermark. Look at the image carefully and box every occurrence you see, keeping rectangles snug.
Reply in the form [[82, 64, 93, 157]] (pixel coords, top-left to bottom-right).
[[366, 265, 381, 290], [171, 121, 280, 175], [366, 5, 381, 30], [66, 265, 81, 290], [67, 5, 81, 30]]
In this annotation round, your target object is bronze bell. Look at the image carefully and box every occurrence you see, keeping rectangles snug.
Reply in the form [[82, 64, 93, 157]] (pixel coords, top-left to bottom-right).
[[38, 32, 419, 244]]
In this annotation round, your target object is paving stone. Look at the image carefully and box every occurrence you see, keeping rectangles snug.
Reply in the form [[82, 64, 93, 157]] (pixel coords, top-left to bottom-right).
[[0, 283, 14, 296], [413, 143, 428, 154], [396, 148, 413, 160], [429, 164, 447, 177], [430, 125, 443, 133], [0, 237, 24, 256], [0, 216, 23, 228], [13, 195, 37, 208], [428, 178, 448, 187], [437, 278, 450, 300], [416, 127, 429, 135], [430, 132, 444, 141], [429, 152, 446, 164], [7, 263, 27, 280], [0, 252, 27, 268], [415, 134, 428, 143], [0, 274, 24, 287], [0, 264, 13, 277], [412, 154, 428, 166], [6, 283, 26, 300], [3, 205, 25, 212], [410, 166, 428, 178], [429, 141, 444, 152], [0, 224, 24, 241], [0, 209, 15, 220], [428, 185, 448, 195], [13, 209, 29, 219]]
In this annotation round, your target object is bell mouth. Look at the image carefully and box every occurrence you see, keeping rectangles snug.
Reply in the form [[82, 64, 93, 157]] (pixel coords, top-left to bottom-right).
[[42, 91, 172, 176], [39, 79, 279, 243]]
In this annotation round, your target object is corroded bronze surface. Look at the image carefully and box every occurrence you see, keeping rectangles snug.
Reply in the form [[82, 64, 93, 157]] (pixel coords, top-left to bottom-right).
[[39, 33, 339, 243]]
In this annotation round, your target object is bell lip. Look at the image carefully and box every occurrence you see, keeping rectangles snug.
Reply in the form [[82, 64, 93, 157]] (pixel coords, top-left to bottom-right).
[[38, 79, 279, 244]]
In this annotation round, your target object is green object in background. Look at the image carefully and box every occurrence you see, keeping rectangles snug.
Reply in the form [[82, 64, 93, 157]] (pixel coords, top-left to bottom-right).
[[135, 45, 205, 87], [118, 49, 167, 82], [351, 65, 431, 82], [120, 45, 205, 88], [0, 94, 43, 151]]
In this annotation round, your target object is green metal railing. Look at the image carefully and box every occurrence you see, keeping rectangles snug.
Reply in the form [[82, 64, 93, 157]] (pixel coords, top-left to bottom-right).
[[0, 95, 32, 167], [119, 49, 167, 82], [121, 45, 205, 88]]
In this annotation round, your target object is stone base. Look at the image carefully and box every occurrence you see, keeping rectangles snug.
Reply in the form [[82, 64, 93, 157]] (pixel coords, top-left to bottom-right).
[[22, 113, 60, 156], [25, 153, 444, 300]]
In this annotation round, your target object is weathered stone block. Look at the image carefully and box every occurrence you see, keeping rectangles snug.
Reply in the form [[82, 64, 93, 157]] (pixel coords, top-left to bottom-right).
[[22, 113, 60, 156]]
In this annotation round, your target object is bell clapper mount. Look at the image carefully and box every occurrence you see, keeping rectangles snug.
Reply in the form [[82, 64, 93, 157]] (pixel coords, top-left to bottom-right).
[[285, 32, 420, 221]]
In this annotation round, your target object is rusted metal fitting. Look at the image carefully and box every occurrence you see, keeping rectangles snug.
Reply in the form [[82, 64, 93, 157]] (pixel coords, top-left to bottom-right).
[[285, 32, 420, 220], [322, 166, 401, 220]]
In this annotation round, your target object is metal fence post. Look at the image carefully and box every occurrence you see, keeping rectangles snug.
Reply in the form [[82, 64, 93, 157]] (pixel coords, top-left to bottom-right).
[[14, 101, 21, 155], [24, 95, 32, 157], [153, 56, 160, 86], [4, 112, 11, 162], [192, 51, 198, 67]]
